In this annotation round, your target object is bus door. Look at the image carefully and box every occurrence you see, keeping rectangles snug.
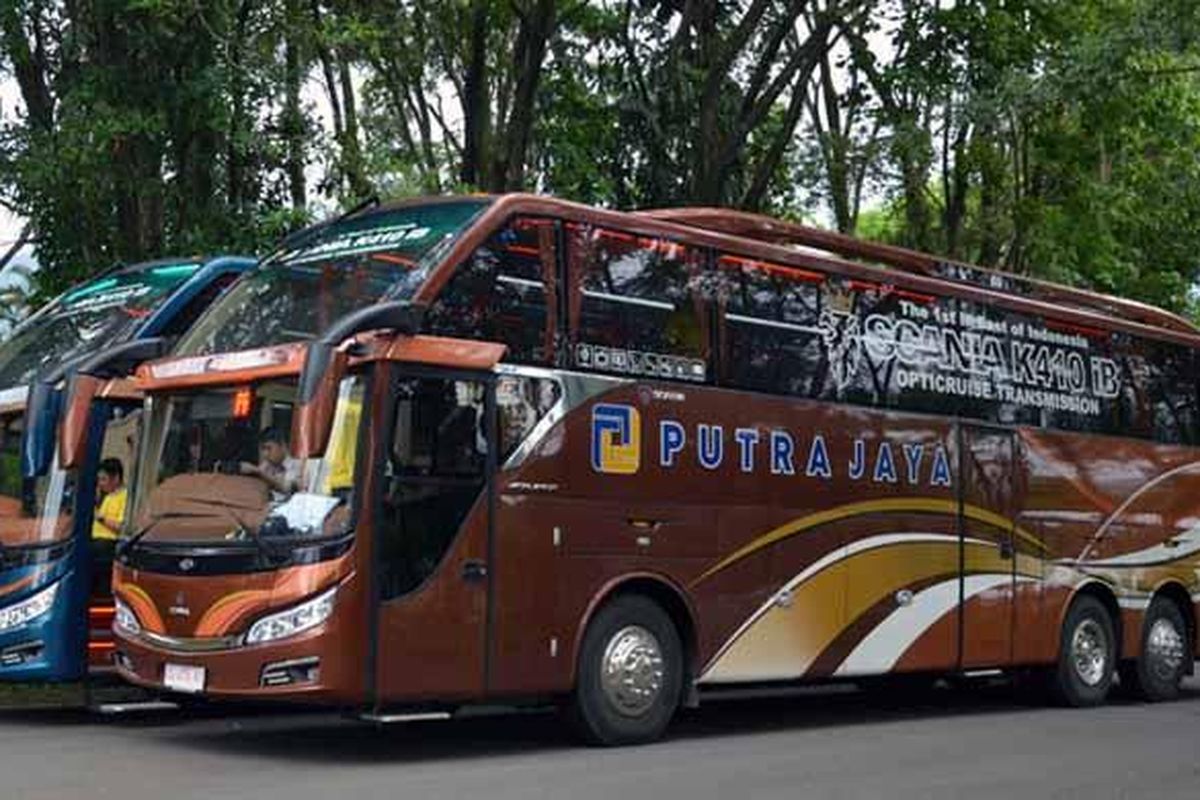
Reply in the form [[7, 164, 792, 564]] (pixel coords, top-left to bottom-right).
[[81, 400, 142, 670], [958, 423, 1018, 669], [372, 368, 495, 704]]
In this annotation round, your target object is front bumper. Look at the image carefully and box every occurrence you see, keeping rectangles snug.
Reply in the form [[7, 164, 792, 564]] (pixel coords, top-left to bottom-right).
[[112, 623, 362, 704], [0, 587, 81, 682]]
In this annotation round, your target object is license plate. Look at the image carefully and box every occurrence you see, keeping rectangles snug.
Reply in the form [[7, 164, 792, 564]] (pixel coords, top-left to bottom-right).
[[163, 663, 206, 694]]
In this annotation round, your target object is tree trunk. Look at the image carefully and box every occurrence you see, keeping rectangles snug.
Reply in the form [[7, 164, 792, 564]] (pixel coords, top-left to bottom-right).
[[284, 0, 307, 210], [493, 0, 556, 191], [0, 5, 54, 132], [460, 0, 489, 187]]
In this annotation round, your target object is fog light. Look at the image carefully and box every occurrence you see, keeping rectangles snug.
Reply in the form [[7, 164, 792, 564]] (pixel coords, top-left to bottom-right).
[[113, 651, 133, 672], [260, 657, 320, 687], [0, 640, 45, 667]]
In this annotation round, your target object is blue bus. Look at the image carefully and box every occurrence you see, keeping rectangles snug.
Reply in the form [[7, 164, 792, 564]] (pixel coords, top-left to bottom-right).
[[0, 256, 254, 683]]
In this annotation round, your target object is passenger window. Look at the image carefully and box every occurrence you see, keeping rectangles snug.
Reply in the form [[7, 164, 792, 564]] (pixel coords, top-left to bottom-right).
[[0, 414, 21, 506], [568, 225, 709, 381], [496, 375, 561, 462], [717, 254, 824, 396], [379, 378, 488, 598], [1118, 338, 1196, 445], [424, 217, 557, 364]]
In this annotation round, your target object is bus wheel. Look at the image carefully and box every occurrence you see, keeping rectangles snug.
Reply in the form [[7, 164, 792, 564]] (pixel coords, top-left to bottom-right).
[[1120, 598, 1188, 702], [1053, 595, 1116, 707], [567, 594, 683, 746]]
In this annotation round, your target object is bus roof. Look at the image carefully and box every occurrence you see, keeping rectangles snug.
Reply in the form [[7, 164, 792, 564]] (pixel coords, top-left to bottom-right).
[[637, 207, 1198, 336]]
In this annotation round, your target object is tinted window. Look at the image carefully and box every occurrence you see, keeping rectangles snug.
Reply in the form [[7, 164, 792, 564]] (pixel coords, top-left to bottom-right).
[[424, 217, 557, 364], [0, 263, 202, 386], [568, 225, 709, 382], [1111, 336, 1196, 444], [379, 378, 488, 598], [497, 374, 561, 462], [175, 201, 487, 356], [717, 254, 825, 396]]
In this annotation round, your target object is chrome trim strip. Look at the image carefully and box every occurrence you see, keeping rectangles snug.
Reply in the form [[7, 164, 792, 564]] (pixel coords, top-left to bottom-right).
[[581, 289, 675, 311], [137, 629, 242, 653], [725, 313, 822, 335], [496, 275, 544, 291]]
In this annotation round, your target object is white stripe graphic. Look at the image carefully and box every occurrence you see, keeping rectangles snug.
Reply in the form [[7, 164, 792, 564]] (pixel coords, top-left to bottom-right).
[[1071, 528, 1200, 567], [1080, 460, 1200, 561], [834, 573, 1034, 677], [700, 532, 987, 678]]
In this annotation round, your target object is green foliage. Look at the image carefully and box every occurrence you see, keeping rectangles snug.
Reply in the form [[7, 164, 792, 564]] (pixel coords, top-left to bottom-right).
[[1, 0, 1199, 319]]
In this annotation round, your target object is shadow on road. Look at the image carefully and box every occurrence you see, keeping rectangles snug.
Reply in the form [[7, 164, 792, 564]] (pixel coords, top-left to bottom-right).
[[158, 675, 1200, 765]]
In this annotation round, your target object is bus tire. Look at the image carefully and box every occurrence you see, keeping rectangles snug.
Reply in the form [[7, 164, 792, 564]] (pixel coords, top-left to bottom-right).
[[567, 594, 683, 746], [1121, 597, 1188, 702], [1053, 595, 1116, 707]]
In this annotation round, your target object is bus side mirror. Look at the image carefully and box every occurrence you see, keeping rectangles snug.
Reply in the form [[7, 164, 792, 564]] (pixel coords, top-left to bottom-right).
[[20, 372, 66, 478], [56, 337, 166, 471], [292, 345, 348, 459], [292, 301, 423, 459], [58, 374, 103, 469]]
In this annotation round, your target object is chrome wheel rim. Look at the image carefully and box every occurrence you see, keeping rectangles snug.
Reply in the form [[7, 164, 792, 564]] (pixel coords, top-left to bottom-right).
[[601, 625, 665, 717], [1146, 617, 1186, 683], [1071, 618, 1109, 687]]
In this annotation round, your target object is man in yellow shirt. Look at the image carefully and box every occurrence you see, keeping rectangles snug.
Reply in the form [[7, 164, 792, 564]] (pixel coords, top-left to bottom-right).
[[92, 458, 127, 540]]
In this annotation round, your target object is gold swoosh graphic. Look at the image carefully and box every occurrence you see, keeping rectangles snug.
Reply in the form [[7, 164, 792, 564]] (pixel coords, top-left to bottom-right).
[[195, 589, 268, 637], [115, 582, 166, 634], [692, 496, 1045, 586]]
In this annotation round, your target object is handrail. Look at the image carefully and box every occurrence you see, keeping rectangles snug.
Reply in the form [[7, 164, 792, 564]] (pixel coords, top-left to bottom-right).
[[638, 207, 1198, 336]]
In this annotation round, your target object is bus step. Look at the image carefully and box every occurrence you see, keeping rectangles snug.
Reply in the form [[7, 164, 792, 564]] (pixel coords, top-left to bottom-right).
[[93, 700, 180, 715], [358, 711, 451, 725]]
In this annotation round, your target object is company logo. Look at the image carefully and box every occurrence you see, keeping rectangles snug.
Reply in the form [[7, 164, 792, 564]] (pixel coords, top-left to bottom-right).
[[591, 403, 641, 474], [168, 591, 191, 618]]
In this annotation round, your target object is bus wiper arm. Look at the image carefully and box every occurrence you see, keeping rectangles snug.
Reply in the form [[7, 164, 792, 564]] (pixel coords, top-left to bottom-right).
[[210, 500, 291, 566], [115, 513, 184, 558]]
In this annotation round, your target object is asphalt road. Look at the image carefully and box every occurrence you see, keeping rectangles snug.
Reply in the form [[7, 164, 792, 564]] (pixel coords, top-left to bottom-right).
[[1, 673, 1198, 800]]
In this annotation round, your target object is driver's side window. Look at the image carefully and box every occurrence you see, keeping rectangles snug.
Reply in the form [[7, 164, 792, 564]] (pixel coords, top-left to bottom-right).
[[379, 377, 488, 599]]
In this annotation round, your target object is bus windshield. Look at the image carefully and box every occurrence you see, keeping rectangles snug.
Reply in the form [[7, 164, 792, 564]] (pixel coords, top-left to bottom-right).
[[128, 377, 365, 547], [0, 263, 203, 388], [174, 200, 489, 357], [0, 411, 73, 547]]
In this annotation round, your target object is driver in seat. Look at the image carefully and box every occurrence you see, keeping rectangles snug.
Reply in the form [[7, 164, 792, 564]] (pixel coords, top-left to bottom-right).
[[240, 427, 302, 500]]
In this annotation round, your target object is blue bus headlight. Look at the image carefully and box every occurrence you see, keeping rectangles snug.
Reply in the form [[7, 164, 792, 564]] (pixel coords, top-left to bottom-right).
[[114, 598, 141, 636], [0, 582, 59, 632], [244, 587, 337, 645]]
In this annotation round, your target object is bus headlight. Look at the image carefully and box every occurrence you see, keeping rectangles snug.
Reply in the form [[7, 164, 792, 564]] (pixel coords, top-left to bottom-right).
[[244, 587, 337, 646], [0, 582, 59, 632], [114, 598, 141, 636]]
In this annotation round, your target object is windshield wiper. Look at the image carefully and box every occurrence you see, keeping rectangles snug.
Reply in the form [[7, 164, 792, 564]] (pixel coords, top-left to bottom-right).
[[116, 511, 201, 558], [209, 498, 292, 567]]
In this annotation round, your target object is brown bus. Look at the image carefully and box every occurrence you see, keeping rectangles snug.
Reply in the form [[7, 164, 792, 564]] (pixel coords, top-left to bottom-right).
[[98, 194, 1199, 745]]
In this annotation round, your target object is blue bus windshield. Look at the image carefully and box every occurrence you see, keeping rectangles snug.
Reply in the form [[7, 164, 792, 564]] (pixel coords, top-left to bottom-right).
[[0, 263, 203, 389]]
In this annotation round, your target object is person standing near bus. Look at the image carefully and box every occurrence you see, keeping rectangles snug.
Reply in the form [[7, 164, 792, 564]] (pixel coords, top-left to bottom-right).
[[92, 458, 127, 541]]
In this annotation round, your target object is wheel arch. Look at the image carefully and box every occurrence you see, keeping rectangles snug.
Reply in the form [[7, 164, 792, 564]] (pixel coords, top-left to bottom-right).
[[571, 572, 700, 690]]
